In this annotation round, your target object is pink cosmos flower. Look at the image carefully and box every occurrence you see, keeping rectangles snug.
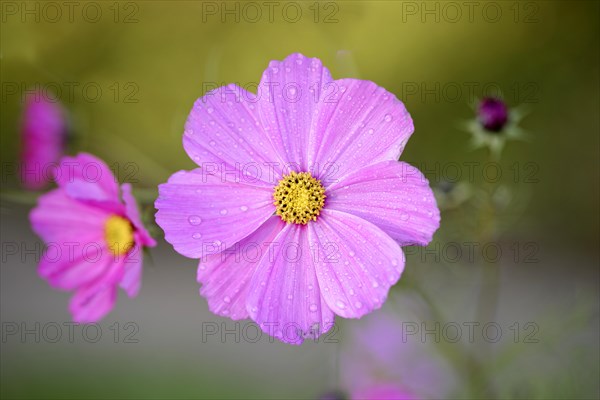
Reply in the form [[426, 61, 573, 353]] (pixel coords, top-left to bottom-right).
[[352, 385, 416, 400], [30, 153, 156, 322], [341, 303, 459, 399], [20, 91, 66, 190], [155, 53, 440, 344]]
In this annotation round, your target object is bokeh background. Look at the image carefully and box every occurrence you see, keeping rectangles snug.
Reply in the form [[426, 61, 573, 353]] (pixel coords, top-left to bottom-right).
[[1, 1, 598, 399]]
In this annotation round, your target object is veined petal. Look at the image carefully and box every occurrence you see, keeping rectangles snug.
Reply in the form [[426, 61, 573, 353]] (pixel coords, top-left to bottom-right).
[[30, 189, 109, 245], [308, 79, 414, 184], [121, 183, 156, 247], [119, 238, 145, 298], [155, 168, 274, 259], [257, 53, 333, 171], [247, 222, 335, 345], [326, 161, 440, 246], [184, 84, 286, 186], [42, 242, 116, 291], [197, 216, 285, 320], [69, 258, 124, 323], [308, 210, 405, 319], [53, 153, 122, 210]]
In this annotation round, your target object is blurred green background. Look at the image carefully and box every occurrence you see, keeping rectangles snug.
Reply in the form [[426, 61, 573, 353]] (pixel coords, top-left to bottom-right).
[[1, 1, 599, 399]]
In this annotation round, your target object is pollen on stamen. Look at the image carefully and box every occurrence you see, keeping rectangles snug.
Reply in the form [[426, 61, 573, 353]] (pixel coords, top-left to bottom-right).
[[273, 171, 326, 225], [104, 215, 135, 256]]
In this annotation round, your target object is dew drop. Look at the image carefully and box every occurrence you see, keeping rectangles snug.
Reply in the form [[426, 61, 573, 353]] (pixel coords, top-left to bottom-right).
[[192, 233, 202, 239], [223, 296, 231, 304], [355, 301, 363, 309], [240, 205, 248, 212], [220, 209, 228, 215], [384, 114, 393, 122], [309, 304, 318, 312], [336, 300, 346, 309], [188, 215, 202, 225]]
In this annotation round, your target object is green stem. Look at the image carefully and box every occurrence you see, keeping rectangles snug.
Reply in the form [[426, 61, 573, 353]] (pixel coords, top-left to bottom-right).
[[469, 149, 502, 398]]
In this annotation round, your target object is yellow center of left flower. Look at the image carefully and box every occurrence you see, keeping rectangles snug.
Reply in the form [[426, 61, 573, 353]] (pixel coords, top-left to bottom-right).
[[273, 171, 326, 225], [105, 215, 135, 256]]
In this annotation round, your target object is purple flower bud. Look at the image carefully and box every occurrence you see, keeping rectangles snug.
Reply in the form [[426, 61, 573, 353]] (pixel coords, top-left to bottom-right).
[[478, 97, 508, 133]]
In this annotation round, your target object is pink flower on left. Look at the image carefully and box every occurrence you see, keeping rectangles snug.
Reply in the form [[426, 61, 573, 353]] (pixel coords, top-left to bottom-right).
[[20, 91, 66, 190], [30, 153, 156, 322]]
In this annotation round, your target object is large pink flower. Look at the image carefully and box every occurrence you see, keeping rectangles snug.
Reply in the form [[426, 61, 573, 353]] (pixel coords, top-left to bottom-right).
[[155, 53, 440, 344], [20, 90, 66, 190], [30, 153, 156, 322]]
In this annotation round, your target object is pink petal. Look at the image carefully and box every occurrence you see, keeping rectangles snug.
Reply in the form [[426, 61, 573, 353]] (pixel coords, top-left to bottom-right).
[[30, 189, 109, 244], [121, 183, 156, 247], [308, 210, 405, 319], [70, 285, 117, 323], [42, 243, 116, 291], [327, 161, 440, 246], [184, 84, 286, 186], [308, 79, 413, 184], [20, 91, 66, 190], [353, 385, 417, 400], [197, 216, 285, 320], [257, 53, 333, 171], [119, 239, 144, 298], [69, 257, 125, 323], [53, 153, 123, 213], [155, 168, 275, 259], [247, 222, 335, 345]]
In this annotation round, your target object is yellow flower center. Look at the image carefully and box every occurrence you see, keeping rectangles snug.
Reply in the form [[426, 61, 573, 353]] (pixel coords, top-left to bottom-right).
[[104, 215, 134, 256], [273, 171, 326, 225]]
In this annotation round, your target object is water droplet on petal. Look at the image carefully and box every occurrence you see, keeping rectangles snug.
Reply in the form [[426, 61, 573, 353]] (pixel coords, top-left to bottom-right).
[[384, 114, 393, 122], [336, 300, 346, 309], [309, 304, 318, 312], [192, 233, 202, 239], [220, 209, 228, 215], [355, 301, 363, 309], [240, 205, 248, 212], [223, 296, 231, 303], [188, 215, 202, 225]]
